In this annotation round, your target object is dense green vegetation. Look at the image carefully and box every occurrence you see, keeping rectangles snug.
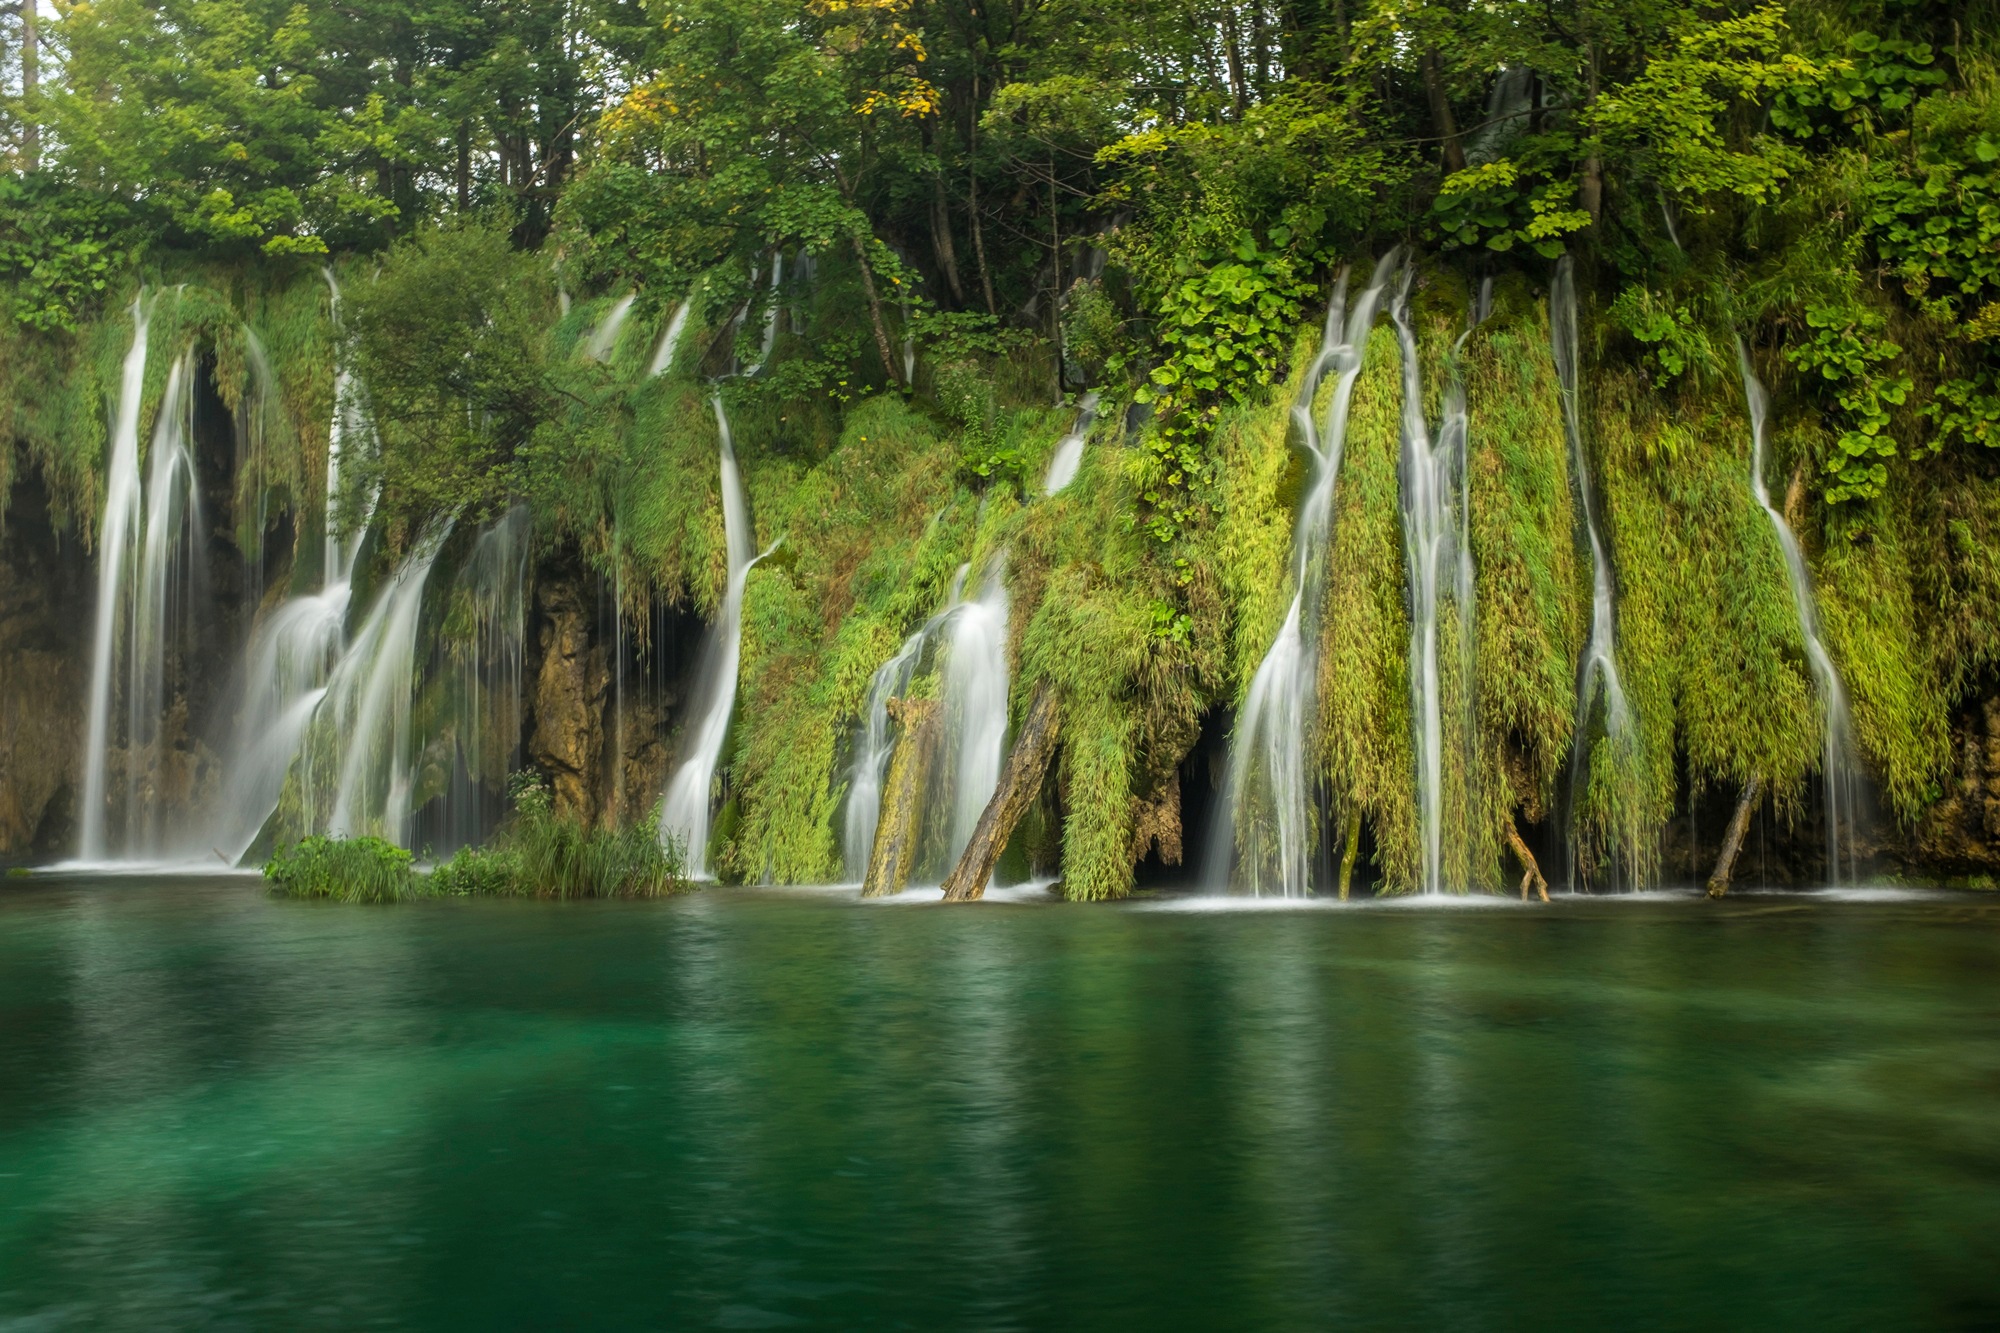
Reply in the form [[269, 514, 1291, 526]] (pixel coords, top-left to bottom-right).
[[3, 0, 1997, 893]]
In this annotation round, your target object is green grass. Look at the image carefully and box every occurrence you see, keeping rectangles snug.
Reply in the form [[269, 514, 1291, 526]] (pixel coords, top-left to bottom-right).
[[264, 836, 422, 903]]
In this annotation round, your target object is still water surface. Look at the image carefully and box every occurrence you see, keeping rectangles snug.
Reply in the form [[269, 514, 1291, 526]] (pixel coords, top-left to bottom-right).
[[2, 876, 1997, 1330]]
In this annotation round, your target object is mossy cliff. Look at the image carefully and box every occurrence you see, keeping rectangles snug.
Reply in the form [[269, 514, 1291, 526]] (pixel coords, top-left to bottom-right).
[[2, 250, 1997, 892]]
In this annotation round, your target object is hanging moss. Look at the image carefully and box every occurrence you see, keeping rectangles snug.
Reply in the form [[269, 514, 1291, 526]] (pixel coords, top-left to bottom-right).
[[1596, 371, 1820, 863], [1317, 323, 1418, 891], [1464, 288, 1583, 823]]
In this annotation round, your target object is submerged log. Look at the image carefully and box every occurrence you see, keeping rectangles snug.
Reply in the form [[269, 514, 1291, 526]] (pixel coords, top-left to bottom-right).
[[861, 696, 941, 898], [1705, 773, 1764, 898], [1337, 807, 1362, 901], [1506, 820, 1549, 903], [941, 681, 1061, 902]]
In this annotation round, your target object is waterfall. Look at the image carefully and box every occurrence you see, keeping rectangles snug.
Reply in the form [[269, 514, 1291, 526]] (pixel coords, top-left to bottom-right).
[[658, 397, 767, 877], [1735, 340, 1861, 882], [311, 523, 453, 844], [648, 300, 692, 377], [841, 564, 972, 880], [77, 297, 153, 860], [740, 258, 784, 377], [1389, 268, 1488, 895], [585, 293, 637, 362], [1551, 256, 1637, 885], [435, 505, 532, 851], [206, 273, 380, 862], [938, 556, 1011, 868], [1209, 254, 1397, 896], [1042, 392, 1101, 495], [75, 310, 207, 862]]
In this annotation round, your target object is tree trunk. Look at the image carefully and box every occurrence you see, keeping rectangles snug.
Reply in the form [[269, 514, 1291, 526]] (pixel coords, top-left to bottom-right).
[[941, 680, 1060, 902], [862, 696, 942, 897], [851, 234, 903, 387], [20, 0, 37, 172], [1047, 157, 1064, 402], [1507, 820, 1549, 902], [1422, 48, 1466, 174], [1337, 806, 1362, 900], [931, 173, 966, 305], [1706, 773, 1764, 898], [456, 122, 471, 212], [969, 73, 998, 316], [1579, 43, 1604, 221]]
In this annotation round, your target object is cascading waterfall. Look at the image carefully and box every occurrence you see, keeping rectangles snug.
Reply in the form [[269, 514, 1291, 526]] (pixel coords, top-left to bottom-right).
[[207, 273, 380, 862], [649, 300, 691, 377], [1209, 255, 1396, 896], [585, 292, 637, 362], [1389, 267, 1490, 895], [1042, 392, 1101, 495], [76, 296, 154, 860], [76, 307, 208, 862], [658, 397, 767, 877], [1551, 256, 1637, 884], [938, 556, 1011, 869], [1735, 339, 1861, 882], [841, 564, 973, 880], [313, 522, 454, 843]]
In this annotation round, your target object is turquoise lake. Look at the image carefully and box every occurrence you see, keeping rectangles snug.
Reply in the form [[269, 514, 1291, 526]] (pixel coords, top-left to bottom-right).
[[2, 875, 1997, 1329]]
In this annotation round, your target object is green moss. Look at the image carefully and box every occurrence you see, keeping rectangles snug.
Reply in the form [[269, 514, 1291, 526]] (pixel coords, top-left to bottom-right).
[[1317, 323, 1419, 891]]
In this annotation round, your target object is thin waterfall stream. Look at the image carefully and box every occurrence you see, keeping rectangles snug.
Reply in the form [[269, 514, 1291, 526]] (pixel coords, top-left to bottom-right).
[[1042, 392, 1100, 495], [1735, 339, 1860, 881], [657, 396, 771, 877], [1388, 266, 1486, 895], [1209, 253, 1397, 896], [842, 563, 972, 881], [1551, 255, 1636, 884]]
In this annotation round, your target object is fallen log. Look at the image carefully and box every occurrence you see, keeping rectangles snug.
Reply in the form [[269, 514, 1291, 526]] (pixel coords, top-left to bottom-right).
[[861, 695, 941, 898], [941, 680, 1061, 902], [1705, 773, 1763, 898]]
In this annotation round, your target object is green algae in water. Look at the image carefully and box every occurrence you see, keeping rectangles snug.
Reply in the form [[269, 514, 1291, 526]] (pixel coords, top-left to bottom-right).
[[3, 876, 1999, 1329]]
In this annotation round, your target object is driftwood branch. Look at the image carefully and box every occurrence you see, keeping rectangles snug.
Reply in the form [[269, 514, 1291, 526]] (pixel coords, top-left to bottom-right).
[[1506, 820, 1549, 903], [861, 696, 941, 898], [941, 681, 1061, 902], [1706, 773, 1763, 898]]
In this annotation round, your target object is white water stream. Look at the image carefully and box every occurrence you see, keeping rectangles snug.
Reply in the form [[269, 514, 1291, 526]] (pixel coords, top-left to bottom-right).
[[1735, 339, 1860, 881], [841, 564, 972, 880], [1042, 392, 1101, 495], [1209, 254, 1396, 896], [658, 397, 770, 877]]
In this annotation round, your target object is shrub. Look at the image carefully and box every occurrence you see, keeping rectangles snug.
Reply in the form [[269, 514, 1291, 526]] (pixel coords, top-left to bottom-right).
[[264, 836, 422, 903]]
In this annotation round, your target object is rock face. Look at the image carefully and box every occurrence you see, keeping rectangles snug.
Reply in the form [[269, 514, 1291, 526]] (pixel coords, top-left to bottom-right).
[[0, 469, 89, 860], [1908, 689, 2000, 879], [523, 557, 689, 829], [527, 566, 609, 823]]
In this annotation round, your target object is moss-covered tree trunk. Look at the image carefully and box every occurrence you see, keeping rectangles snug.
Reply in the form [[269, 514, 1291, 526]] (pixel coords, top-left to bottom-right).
[[942, 680, 1060, 902], [1706, 774, 1763, 898], [862, 696, 941, 897]]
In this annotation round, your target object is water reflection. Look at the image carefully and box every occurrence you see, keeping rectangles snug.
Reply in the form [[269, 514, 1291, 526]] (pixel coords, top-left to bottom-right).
[[1, 879, 1997, 1329]]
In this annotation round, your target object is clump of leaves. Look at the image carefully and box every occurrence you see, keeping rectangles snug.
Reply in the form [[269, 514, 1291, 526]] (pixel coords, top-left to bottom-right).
[[1783, 293, 1912, 503], [1427, 160, 1591, 259], [1136, 230, 1312, 543]]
